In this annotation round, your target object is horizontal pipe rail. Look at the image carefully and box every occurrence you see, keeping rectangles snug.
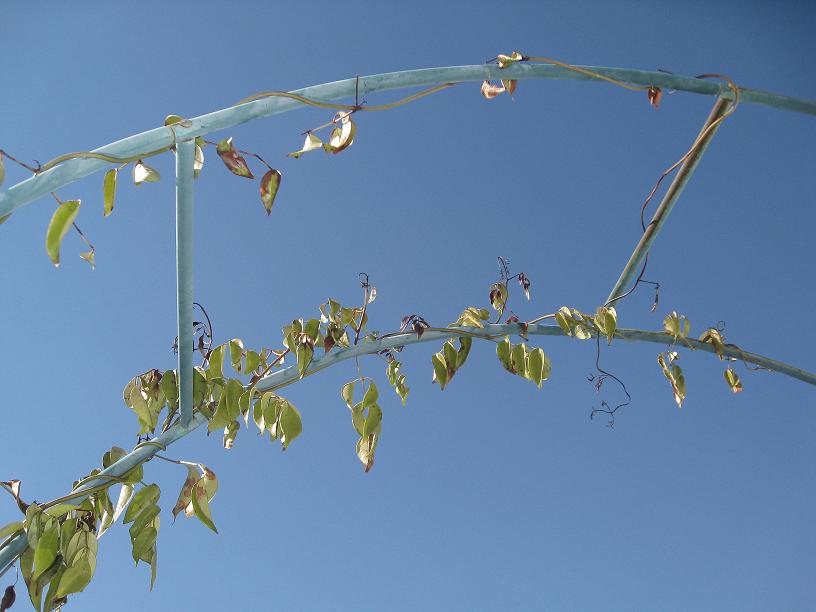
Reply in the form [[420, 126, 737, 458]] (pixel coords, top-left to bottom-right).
[[2, 320, 813, 572], [1, 63, 815, 219]]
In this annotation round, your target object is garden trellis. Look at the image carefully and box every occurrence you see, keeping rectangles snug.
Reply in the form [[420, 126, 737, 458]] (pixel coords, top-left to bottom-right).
[[1, 58, 815, 609]]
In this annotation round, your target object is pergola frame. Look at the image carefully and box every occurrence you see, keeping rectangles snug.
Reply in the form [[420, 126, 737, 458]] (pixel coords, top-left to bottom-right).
[[1, 61, 814, 573]]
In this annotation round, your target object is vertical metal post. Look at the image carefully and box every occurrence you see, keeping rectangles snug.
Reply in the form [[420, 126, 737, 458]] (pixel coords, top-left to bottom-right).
[[176, 140, 195, 427], [605, 97, 731, 305]]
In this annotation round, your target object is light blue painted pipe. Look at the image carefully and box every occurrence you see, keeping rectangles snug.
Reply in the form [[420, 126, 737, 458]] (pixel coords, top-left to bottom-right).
[[175, 141, 195, 427], [1, 63, 814, 218], [1, 320, 813, 572], [605, 97, 730, 305]]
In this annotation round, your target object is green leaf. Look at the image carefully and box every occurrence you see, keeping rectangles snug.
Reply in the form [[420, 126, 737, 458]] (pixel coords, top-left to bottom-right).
[[44, 503, 79, 518], [190, 483, 217, 533], [172, 464, 200, 520], [0, 213, 10, 225], [129, 504, 160, 542], [229, 339, 244, 373], [111, 483, 134, 525], [663, 311, 690, 341], [555, 306, 573, 336], [55, 557, 93, 598], [443, 342, 458, 378], [164, 114, 185, 126], [456, 336, 472, 368], [724, 367, 743, 393], [102, 168, 117, 217], [244, 350, 261, 375], [362, 382, 378, 407], [216, 137, 254, 178], [0, 521, 23, 540], [362, 404, 382, 438], [193, 366, 208, 408], [45, 199, 80, 267], [123, 484, 160, 524], [33, 525, 59, 578], [431, 353, 448, 390], [699, 328, 726, 360], [527, 348, 545, 387], [160, 369, 178, 410], [131, 526, 158, 563], [296, 342, 314, 378], [132, 160, 160, 185], [260, 169, 282, 215], [207, 344, 225, 380], [595, 306, 617, 345], [341, 381, 356, 408], [208, 393, 230, 433], [224, 378, 243, 421], [496, 337, 513, 372], [279, 402, 302, 449], [511, 343, 527, 377]]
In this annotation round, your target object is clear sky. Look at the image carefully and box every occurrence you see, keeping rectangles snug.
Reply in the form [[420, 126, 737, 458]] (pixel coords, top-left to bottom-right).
[[2, 1, 815, 610]]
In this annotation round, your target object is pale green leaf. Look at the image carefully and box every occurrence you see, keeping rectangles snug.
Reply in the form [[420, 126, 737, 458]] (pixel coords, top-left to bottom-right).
[[0, 521, 23, 540], [279, 403, 302, 449], [190, 483, 217, 533], [102, 168, 117, 217], [132, 160, 160, 185], [45, 199, 80, 267], [123, 484, 160, 524], [55, 557, 93, 598]]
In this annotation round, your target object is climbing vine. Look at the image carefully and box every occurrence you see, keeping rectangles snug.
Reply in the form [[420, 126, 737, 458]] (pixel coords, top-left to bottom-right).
[[0, 52, 809, 611]]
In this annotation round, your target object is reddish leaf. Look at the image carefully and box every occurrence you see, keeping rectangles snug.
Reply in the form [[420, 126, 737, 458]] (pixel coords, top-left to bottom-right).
[[259, 169, 282, 215], [648, 86, 663, 108], [216, 138, 254, 178]]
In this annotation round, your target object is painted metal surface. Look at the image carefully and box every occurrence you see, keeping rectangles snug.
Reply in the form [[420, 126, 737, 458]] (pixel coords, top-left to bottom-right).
[[175, 140, 195, 427], [605, 97, 731, 305], [1, 63, 814, 219]]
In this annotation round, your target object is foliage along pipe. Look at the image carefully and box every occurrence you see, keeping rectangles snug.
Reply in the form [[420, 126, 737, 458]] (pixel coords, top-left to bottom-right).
[[2, 320, 814, 571], [175, 140, 195, 427], [1, 63, 815, 219], [605, 97, 731, 305]]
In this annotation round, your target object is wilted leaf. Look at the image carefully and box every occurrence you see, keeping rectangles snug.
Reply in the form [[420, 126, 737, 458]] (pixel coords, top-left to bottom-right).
[[480, 80, 506, 99], [172, 465, 199, 521], [193, 144, 205, 179], [259, 169, 282, 215], [287, 133, 324, 158], [102, 168, 117, 217], [132, 160, 160, 185], [501, 79, 517, 95], [699, 328, 726, 360], [496, 51, 524, 68], [724, 367, 743, 393], [216, 137, 254, 178], [323, 112, 356, 154], [45, 199, 80, 267], [0, 585, 15, 612], [190, 483, 217, 533], [658, 353, 686, 408], [648, 86, 663, 108], [79, 250, 95, 269]]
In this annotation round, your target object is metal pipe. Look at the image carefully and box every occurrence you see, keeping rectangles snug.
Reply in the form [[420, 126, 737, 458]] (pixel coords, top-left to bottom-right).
[[1, 64, 814, 218], [605, 97, 731, 305], [175, 140, 195, 427]]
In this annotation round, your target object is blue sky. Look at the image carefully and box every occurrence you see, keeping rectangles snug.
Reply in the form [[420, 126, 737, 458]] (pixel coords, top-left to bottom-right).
[[2, 1, 815, 610]]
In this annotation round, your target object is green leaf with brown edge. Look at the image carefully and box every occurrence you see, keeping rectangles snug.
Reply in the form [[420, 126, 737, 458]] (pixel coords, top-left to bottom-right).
[[431, 353, 448, 390], [260, 169, 282, 215], [657, 353, 686, 408], [322, 112, 356, 154], [55, 557, 93, 598], [443, 342, 458, 379], [45, 199, 80, 267], [190, 483, 217, 533], [0, 152, 5, 186], [123, 484, 160, 524], [362, 404, 382, 438], [102, 168, 117, 217], [724, 367, 743, 393], [33, 524, 59, 578], [132, 160, 160, 185], [356, 434, 378, 472], [216, 137, 254, 178], [496, 51, 524, 68], [172, 464, 200, 521], [278, 403, 302, 449]]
